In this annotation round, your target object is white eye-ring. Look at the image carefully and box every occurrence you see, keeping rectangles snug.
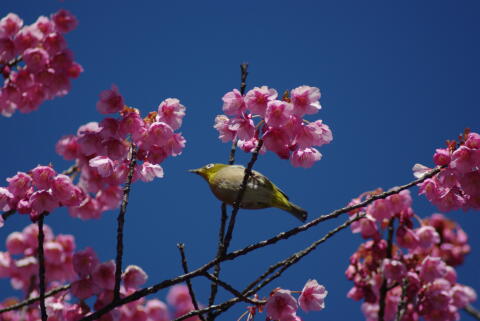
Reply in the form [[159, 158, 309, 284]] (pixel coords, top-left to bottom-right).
[[206, 163, 214, 169]]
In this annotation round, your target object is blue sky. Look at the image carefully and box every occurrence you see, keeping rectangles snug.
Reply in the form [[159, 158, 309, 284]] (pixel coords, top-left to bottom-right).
[[1, 1, 479, 320]]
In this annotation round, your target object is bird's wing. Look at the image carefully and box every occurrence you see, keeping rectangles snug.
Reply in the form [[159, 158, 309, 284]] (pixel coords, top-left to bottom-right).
[[251, 169, 290, 200]]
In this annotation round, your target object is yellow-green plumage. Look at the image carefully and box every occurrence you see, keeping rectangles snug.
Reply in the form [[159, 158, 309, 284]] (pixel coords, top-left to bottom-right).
[[189, 163, 307, 222]]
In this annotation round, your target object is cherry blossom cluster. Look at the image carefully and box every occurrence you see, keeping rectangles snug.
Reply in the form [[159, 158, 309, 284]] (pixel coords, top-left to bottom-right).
[[0, 11, 82, 117], [55, 86, 187, 219], [0, 165, 84, 223], [345, 188, 476, 321], [214, 86, 332, 168], [414, 130, 480, 212], [0, 224, 75, 292], [244, 279, 327, 321], [0, 225, 197, 321]]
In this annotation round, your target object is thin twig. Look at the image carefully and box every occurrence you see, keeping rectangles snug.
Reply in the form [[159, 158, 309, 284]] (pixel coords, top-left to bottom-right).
[[223, 139, 264, 252], [378, 219, 395, 321], [209, 63, 250, 320], [395, 278, 409, 321], [37, 214, 48, 321], [0, 284, 71, 313], [113, 145, 137, 301], [465, 304, 480, 320], [208, 203, 228, 318], [177, 243, 206, 321], [203, 273, 262, 305], [73, 166, 441, 321]]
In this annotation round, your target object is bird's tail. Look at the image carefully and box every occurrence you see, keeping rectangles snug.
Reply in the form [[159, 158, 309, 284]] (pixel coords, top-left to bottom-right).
[[284, 201, 308, 222]]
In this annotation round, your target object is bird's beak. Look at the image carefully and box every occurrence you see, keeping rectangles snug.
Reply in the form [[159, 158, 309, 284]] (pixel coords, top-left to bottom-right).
[[188, 168, 202, 175]]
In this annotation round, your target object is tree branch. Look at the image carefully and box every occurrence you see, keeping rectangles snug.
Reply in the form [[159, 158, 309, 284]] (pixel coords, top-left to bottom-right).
[[177, 243, 206, 321], [113, 144, 137, 302], [209, 63, 250, 319], [203, 273, 262, 305], [37, 214, 48, 321], [0, 284, 71, 313], [378, 218, 395, 321], [465, 304, 480, 320], [395, 278, 409, 321]]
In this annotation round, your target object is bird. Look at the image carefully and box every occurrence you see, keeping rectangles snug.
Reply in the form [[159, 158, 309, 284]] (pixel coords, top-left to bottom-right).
[[189, 163, 307, 222]]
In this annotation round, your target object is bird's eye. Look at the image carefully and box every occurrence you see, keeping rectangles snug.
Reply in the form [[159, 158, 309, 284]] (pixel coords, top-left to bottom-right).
[[206, 163, 214, 169]]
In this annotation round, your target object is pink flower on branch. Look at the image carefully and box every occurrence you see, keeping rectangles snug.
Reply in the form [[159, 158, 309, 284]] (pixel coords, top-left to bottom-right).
[[214, 84, 331, 168], [0, 10, 82, 117], [298, 279, 328, 312], [265, 289, 299, 321]]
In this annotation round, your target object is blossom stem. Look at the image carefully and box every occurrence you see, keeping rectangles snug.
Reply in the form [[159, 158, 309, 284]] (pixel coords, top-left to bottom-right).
[[177, 243, 206, 321], [0, 284, 71, 313], [37, 213, 48, 321], [208, 63, 250, 320], [378, 218, 395, 321], [113, 144, 137, 302], [465, 304, 480, 320], [395, 278, 409, 321]]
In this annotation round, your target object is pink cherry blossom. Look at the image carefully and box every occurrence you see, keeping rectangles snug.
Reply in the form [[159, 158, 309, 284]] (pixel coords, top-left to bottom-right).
[[228, 113, 255, 140], [6, 232, 26, 254], [146, 122, 174, 147], [30, 165, 56, 190], [222, 89, 246, 116], [92, 260, 116, 291], [382, 259, 407, 282], [71, 278, 99, 300], [290, 86, 321, 116], [416, 226, 440, 249], [298, 279, 328, 312], [29, 190, 58, 216], [51, 9, 78, 33], [263, 127, 290, 157], [23, 48, 50, 72], [96, 85, 124, 114], [294, 120, 332, 149], [350, 215, 379, 239], [367, 199, 393, 221], [7, 172, 32, 198], [13, 26, 42, 52], [0, 187, 14, 211], [265, 289, 298, 321], [73, 247, 99, 277], [465, 132, 480, 149], [139, 163, 164, 182], [122, 265, 148, 290], [396, 225, 419, 249], [43, 32, 66, 55], [157, 98, 186, 130], [419, 256, 447, 282], [55, 135, 79, 160], [0, 13, 23, 38], [451, 285, 477, 308], [290, 147, 322, 168], [265, 100, 293, 128], [433, 148, 451, 166], [450, 145, 480, 174], [145, 299, 169, 321], [214, 115, 236, 142], [89, 156, 115, 177], [167, 284, 192, 308], [96, 185, 122, 211], [244, 86, 277, 116]]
